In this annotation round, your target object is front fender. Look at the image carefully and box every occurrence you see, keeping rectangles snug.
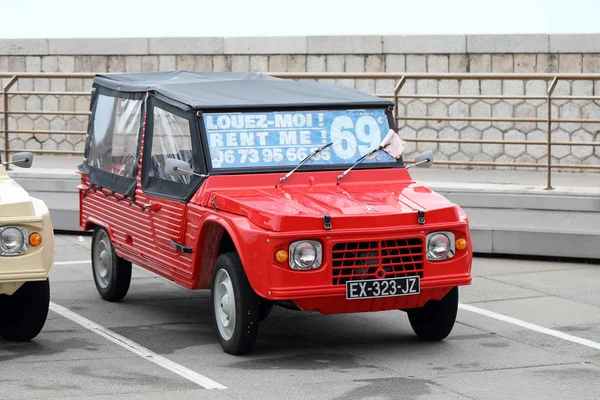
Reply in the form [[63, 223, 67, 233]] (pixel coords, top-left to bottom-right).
[[194, 212, 269, 295], [31, 197, 54, 273]]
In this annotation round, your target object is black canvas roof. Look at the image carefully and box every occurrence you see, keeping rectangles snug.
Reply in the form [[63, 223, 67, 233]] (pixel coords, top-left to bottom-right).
[[93, 71, 392, 110]]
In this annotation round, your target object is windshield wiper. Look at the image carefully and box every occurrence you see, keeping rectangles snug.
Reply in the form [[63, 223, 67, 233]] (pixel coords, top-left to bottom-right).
[[279, 142, 333, 183], [337, 144, 387, 181]]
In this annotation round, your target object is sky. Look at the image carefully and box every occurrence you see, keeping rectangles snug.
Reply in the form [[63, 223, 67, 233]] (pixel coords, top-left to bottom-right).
[[0, 0, 598, 38]]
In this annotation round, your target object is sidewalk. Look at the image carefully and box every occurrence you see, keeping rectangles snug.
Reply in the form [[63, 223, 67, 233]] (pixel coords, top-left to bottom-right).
[[410, 167, 600, 189]]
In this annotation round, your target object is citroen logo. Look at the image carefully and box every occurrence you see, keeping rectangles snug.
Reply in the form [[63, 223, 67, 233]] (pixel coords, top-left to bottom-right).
[[364, 205, 378, 213]]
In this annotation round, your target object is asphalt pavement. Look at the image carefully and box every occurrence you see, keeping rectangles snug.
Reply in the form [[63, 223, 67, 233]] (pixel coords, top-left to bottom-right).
[[1, 233, 599, 400]]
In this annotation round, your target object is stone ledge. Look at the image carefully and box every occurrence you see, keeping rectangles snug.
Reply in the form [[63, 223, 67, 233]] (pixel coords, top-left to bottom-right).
[[467, 35, 549, 53], [48, 38, 149, 55], [224, 36, 307, 54], [470, 226, 600, 258], [1, 35, 600, 56], [384, 35, 466, 54], [149, 37, 224, 55], [307, 36, 383, 54], [0, 39, 49, 55], [550, 34, 600, 53]]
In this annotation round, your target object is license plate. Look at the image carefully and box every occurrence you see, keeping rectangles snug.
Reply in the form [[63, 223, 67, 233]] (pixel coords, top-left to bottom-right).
[[346, 276, 420, 300]]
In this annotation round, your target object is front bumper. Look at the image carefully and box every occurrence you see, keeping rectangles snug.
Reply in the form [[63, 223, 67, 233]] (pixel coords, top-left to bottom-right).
[[243, 224, 473, 312], [267, 272, 472, 299], [0, 244, 52, 295]]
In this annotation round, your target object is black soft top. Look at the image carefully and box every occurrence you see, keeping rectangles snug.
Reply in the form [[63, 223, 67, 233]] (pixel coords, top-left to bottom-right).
[[93, 71, 392, 110]]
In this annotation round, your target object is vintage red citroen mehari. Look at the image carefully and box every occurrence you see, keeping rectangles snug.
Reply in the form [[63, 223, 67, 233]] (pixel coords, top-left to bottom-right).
[[78, 71, 472, 355]]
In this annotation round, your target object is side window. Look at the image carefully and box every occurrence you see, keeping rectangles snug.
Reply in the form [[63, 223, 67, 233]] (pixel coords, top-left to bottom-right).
[[88, 95, 142, 178], [148, 107, 195, 184]]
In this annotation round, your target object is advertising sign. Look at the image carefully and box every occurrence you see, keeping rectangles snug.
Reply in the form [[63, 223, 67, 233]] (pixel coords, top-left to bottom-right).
[[204, 109, 396, 169]]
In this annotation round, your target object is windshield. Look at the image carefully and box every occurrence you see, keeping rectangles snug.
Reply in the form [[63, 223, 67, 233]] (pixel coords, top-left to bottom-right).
[[204, 108, 396, 170]]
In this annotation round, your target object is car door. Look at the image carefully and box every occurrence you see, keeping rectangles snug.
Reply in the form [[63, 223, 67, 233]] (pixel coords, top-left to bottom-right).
[[82, 88, 157, 260], [138, 96, 207, 279]]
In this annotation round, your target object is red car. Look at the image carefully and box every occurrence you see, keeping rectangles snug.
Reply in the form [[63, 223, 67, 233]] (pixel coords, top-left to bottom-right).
[[78, 71, 472, 355]]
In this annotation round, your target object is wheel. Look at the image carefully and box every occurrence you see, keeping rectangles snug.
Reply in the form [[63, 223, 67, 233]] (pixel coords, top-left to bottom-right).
[[407, 286, 459, 341], [0, 279, 50, 341], [92, 227, 132, 302], [210, 252, 260, 355], [258, 299, 274, 322]]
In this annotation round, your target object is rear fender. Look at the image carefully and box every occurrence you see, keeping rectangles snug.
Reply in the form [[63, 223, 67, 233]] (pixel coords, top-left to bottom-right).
[[82, 217, 115, 242]]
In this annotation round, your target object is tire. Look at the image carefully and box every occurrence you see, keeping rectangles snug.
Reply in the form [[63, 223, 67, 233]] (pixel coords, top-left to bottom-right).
[[258, 299, 274, 322], [0, 279, 50, 341], [91, 227, 132, 302], [407, 286, 459, 341], [210, 252, 260, 355]]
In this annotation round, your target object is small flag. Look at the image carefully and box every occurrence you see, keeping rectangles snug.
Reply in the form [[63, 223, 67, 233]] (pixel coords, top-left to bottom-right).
[[379, 129, 406, 159]]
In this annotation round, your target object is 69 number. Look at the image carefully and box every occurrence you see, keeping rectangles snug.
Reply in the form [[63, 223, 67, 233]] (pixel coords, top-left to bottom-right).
[[330, 115, 382, 160]]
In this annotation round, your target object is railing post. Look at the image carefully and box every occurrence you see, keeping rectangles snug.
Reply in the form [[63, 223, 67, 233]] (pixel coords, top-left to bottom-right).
[[2, 76, 18, 165], [393, 76, 406, 129], [545, 77, 558, 190]]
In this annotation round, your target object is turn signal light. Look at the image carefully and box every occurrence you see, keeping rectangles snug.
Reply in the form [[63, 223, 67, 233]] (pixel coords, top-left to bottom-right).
[[456, 238, 467, 251], [29, 233, 42, 246], [275, 249, 288, 263]]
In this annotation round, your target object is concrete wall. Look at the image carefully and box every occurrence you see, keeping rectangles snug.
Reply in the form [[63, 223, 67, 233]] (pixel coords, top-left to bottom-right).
[[1, 34, 600, 169]]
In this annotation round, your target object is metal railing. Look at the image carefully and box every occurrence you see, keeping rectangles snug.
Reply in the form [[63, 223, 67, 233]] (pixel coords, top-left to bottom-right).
[[1, 72, 93, 163], [2, 72, 600, 189]]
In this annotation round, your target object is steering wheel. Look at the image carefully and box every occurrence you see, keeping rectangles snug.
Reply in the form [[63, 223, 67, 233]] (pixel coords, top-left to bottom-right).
[[117, 154, 138, 177]]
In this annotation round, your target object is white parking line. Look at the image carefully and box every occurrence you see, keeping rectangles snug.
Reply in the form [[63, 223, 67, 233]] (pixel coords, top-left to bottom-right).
[[49, 302, 227, 390], [459, 303, 600, 351], [53, 260, 90, 265]]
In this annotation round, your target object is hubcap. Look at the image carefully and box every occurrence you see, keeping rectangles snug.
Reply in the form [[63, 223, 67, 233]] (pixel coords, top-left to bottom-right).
[[214, 269, 236, 341], [93, 230, 113, 289]]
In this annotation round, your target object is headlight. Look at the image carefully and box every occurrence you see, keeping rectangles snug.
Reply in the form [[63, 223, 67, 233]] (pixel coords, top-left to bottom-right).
[[289, 240, 322, 270], [0, 226, 28, 256], [426, 232, 455, 261]]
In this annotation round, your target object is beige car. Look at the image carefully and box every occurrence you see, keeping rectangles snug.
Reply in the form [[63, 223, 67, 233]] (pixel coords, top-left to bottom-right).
[[0, 152, 54, 341]]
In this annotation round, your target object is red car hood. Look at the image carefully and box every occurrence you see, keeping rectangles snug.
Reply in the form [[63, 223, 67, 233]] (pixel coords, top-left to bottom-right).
[[197, 169, 462, 232]]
